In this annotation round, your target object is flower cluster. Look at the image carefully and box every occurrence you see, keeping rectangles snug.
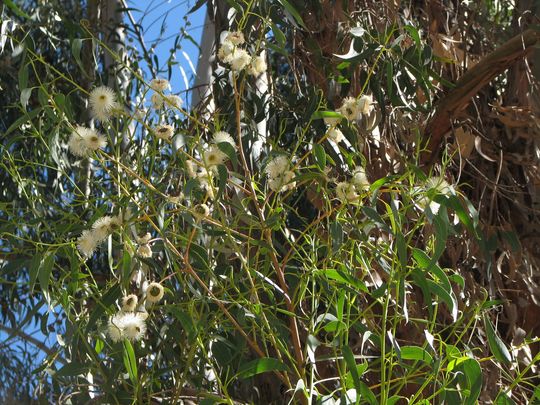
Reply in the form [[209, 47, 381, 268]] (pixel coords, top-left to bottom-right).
[[76, 215, 122, 258], [107, 311, 147, 343], [415, 176, 455, 214], [201, 130, 235, 172], [218, 31, 267, 76], [66, 85, 120, 158], [68, 126, 107, 157], [265, 155, 296, 193], [136, 233, 153, 259], [335, 166, 370, 204], [149, 77, 183, 111], [107, 282, 165, 343], [337, 94, 374, 121]]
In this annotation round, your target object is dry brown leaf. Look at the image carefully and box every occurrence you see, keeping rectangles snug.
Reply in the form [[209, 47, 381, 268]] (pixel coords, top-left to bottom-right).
[[454, 126, 475, 159]]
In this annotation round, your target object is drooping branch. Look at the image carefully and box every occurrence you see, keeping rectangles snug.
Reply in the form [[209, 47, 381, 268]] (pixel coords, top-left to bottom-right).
[[421, 28, 540, 167], [0, 324, 67, 365]]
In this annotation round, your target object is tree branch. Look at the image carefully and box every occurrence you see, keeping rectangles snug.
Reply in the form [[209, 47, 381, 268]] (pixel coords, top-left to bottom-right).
[[421, 28, 540, 167], [0, 324, 67, 365]]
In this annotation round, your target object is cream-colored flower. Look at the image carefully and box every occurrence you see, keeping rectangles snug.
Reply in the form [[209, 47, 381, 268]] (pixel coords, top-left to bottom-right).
[[213, 131, 235, 148], [146, 282, 165, 303], [154, 124, 174, 140], [265, 155, 290, 179], [324, 116, 342, 126], [186, 159, 198, 178], [336, 181, 358, 202], [89, 86, 117, 121], [123, 313, 147, 342], [133, 107, 147, 121], [352, 167, 370, 192], [193, 203, 210, 220], [425, 177, 453, 196], [68, 126, 107, 157], [197, 168, 215, 199], [229, 48, 251, 72], [268, 170, 296, 192], [224, 31, 245, 46], [203, 145, 228, 167], [357, 94, 374, 115], [107, 315, 123, 343], [92, 215, 122, 242], [327, 128, 344, 143], [248, 54, 267, 76], [122, 294, 138, 312], [338, 97, 360, 121], [76, 229, 99, 257], [149, 78, 170, 92], [137, 244, 152, 259], [164, 94, 183, 110], [151, 93, 164, 109], [218, 41, 235, 63], [108, 311, 147, 342], [136, 233, 152, 245]]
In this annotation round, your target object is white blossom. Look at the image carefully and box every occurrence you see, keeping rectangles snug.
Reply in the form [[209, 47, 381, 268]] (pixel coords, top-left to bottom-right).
[[203, 145, 228, 168], [224, 31, 245, 46], [357, 94, 374, 115], [76, 229, 99, 257], [146, 282, 165, 303], [327, 128, 344, 143], [122, 294, 138, 312], [229, 48, 251, 72], [151, 93, 164, 109], [336, 181, 359, 202], [89, 86, 117, 121], [268, 170, 296, 192], [149, 78, 170, 92], [265, 155, 290, 179], [213, 131, 236, 148], [68, 126, 107, 157], [92, 215, 122, 242], [352, 167, 370, 192], [218, 41, 235, 63], [107, 311, 147, 342], [154, 124, 174, 140], [248, 54, 267, 76], [164, 94, 183, 110]]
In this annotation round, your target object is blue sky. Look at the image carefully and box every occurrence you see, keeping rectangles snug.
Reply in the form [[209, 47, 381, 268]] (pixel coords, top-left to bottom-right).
[[0, 1, 208, 383], [127, 0, 207, 105]]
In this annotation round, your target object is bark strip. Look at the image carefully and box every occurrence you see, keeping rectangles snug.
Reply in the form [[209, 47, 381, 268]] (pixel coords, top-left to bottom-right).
[[421, 28, 540, 167]]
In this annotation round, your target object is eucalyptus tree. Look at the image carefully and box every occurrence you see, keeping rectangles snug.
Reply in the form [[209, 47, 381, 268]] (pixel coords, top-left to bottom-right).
[[2, 0, 540, 404]]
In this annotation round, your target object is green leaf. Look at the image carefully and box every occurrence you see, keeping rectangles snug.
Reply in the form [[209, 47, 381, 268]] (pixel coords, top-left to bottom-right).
[[459, 358, 482, 405], [38, 252, 54, 294], [217, 142, 238, 169], [362, 206, 391, 233], [400, 345, 433, 364], [122, 340, 138, 384], [311, 110, 344, 120], [426, 279, 457, 321], [5, 0, 31, 19], [237, 357, 287, 379], [495, 392, 516, 405], [483, 315, 512, 365], [55, 362, 89, 377], [359, 382, 378, 405], [320, 269, 368, 293], [313, 144, 326, 171], [277, 0, 307, 29], [342, 345, 362, 395], [5, 108, 41, 136], [28, 252, 42, 293]]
